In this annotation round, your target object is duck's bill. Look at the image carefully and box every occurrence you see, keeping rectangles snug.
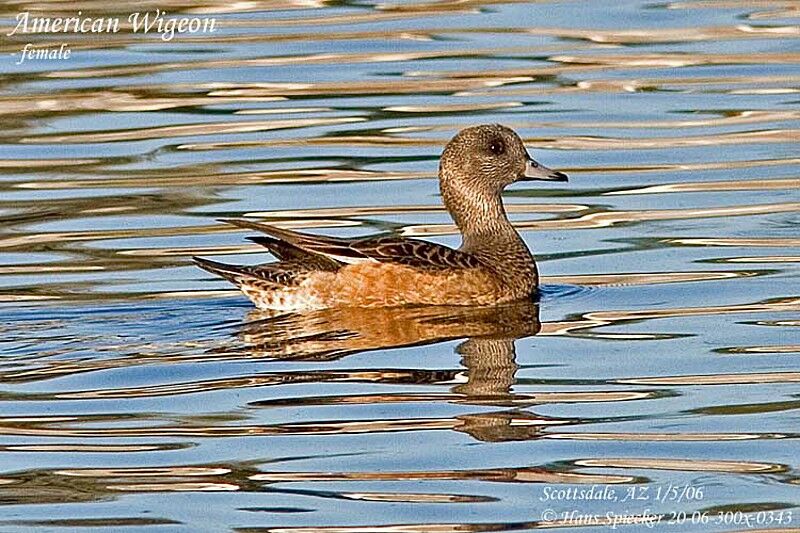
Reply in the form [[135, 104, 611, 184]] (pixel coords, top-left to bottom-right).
[[522, 158, 568, 182]]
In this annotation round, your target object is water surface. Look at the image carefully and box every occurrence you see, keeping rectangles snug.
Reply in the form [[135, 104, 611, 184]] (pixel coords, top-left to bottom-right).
[[1, 0, 799, 531]]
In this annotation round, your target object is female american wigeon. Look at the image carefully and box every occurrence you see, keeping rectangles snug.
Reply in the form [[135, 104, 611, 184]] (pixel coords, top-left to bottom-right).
[[194, 124, 567, 311]]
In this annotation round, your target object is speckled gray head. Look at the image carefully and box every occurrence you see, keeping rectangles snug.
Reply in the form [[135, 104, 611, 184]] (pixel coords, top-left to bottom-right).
[[439, 124, 568, 193]]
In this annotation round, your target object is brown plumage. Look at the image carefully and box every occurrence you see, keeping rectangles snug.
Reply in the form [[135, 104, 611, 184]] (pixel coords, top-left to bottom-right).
[[194, 124, 568, 311]]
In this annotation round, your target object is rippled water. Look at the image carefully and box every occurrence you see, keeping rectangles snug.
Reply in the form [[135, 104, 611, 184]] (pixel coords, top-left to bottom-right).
[[1, 0, 799, 531]]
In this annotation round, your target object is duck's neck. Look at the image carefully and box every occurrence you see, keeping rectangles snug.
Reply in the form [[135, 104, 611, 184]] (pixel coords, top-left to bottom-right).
[[441, 180, 523, 253], [441, 177, 539, 295]]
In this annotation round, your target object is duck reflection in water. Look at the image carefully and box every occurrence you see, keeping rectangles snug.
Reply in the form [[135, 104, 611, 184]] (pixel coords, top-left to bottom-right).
[[239, 301, 551, 442]]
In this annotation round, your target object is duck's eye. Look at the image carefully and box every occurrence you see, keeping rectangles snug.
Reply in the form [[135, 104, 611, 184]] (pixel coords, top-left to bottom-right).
[[488, 139, 505, 155]]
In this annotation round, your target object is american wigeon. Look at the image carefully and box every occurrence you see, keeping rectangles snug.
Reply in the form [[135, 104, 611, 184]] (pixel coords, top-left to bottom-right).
[[194, 124, 567, 310]]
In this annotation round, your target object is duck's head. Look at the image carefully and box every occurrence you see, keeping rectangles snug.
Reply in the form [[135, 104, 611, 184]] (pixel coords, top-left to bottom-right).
[[439, 124, 567, 194]]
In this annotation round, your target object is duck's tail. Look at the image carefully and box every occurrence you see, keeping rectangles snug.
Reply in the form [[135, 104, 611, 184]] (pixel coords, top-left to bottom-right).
[[192, 256, 253, 285]]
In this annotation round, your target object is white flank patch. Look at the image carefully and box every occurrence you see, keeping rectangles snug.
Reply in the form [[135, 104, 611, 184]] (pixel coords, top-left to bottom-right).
[[243, 285, 326, 312]]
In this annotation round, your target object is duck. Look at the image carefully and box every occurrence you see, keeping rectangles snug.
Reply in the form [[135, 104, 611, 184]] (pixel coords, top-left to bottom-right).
[[193, 124, 568, 311]]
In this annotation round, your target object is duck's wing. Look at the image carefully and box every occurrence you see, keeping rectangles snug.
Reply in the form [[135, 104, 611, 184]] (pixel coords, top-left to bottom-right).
[[350, 236, 482, 271], [221, 218, 481, 271], [220, 219, 341, 269], [221, 218, 367, 265], [247, 235, 341, 270]]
